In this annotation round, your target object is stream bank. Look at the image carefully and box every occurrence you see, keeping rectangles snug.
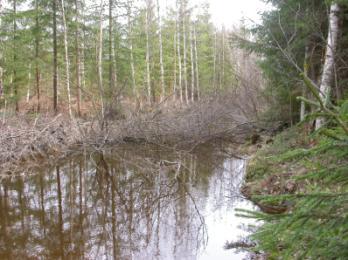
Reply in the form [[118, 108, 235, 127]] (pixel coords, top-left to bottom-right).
[[241, 125, 348, 259]]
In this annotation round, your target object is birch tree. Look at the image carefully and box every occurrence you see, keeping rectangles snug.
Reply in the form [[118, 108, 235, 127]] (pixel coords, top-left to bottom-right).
[[173, 23, 177, 101], [176, 0, 183, 103], [35, 0, 41, 112], [300, 44, 310, 122], [0, 67, 3, 99], [156, 0, 165, 102], [53, 0, 58, 113], [213, 30, 217, 94], [189, 22, 194, 102], [181, 1, 188, 104], [75, 0, 81, 116], [315, 3, 340, 130], [61, 0, 72, 118], [13, 0, 19, 112], [221, 26, 225, 89], [193, 23, 199, 100], [127, 5, 137, 102], [97, 0, 105, 118], [145, 0, 152, 105], [26, 64, 31, 103], [109, 0, 116, 93]]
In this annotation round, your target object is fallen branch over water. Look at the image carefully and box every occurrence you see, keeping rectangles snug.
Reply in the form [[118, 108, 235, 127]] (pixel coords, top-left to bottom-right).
[[0, 97, 262, 174]]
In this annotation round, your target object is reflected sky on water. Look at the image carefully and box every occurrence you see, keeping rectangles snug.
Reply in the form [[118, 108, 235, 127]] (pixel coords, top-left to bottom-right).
[[0, 144, 256, 259]]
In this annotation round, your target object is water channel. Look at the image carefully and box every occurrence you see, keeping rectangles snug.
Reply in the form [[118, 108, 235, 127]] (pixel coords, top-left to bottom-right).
[[0, 144, 256, 259]]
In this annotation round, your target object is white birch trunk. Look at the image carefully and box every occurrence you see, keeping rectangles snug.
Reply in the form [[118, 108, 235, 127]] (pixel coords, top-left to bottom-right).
[[218, 31, 222, 90], [75, 0, 81, 117], [173, 28, 177, 101], [300, 45, 310, 122], [128, 7, 137, 100], [109, 0, 116, 92], [98, 0, 105, 119], [193, 24, 200, 100], [81, 1, 86, 94], [315, 3, 340, 130], [61, 0, 72, 118], [213, 30, 217, 94], [221, 26, 225, 89], [26, 64, 32, 103], [145, 0, 152, 105], [176, 1, 183, 103], [189, 23, 195, 102], [0, 67, 3, 99], [156, 0, 165, 102], [182, 6, 188, 104]]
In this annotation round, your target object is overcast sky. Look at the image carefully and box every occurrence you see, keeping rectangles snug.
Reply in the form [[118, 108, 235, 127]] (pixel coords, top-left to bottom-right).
[[8, 0, 270, 29], [204, 0, 271, 27], [162, 0, 271, 28]]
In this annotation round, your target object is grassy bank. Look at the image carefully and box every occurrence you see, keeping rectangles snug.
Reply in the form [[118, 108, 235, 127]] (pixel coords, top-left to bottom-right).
[[242, 125, 348, 259]]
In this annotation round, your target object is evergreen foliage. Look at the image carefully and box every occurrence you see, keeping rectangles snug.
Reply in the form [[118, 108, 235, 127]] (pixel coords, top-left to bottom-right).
[[240, 1, 348, 258], [0, 0, 238, 113]]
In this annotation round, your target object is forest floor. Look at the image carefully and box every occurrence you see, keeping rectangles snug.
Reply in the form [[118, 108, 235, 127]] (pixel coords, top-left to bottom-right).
[[241, 124, 348, 258]]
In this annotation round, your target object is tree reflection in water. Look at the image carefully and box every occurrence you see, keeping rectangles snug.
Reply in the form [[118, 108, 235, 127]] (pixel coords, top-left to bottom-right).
[[0, 144, 253, 259]]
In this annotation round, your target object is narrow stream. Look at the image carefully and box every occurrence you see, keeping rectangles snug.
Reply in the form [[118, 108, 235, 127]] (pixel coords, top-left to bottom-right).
[[0, 144, 256, 259]]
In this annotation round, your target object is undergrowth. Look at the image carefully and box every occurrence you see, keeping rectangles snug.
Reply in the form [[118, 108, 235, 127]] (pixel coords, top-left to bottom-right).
[[243, 123, 348, 259]]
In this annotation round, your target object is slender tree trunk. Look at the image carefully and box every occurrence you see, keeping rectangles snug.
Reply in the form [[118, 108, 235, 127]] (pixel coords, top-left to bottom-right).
[[300, 44, 310, 122], [75, 0, 81, 117], [176, 1, 183, 103], [81, 0, 86, 94], [218, 31, 222, 90], [156, 0, 165, 102], [2, 100, 7, 124], [109, 0, 116, 94], [26, 64, 31, 103], [193, 23, 200, 100], [189, 22, 194, 102], [182, 3, 188, 104], [128, 6, 138, 103], [315, 3, 340, 130], [35, 0, 41, 112], [61, 0, 73, 118], [173, 27, 177, 101], [213, 30, 217, 94], [53, 0, 58, 113], [145, 0, 152, 105], [13, 0, 19, 112], [0, 67, 3, 99], [221, 26, 225, 89], [98, 0, 105, 119]]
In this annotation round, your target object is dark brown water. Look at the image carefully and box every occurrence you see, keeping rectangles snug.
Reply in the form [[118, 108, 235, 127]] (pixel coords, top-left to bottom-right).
[[0, 144, 256, 259]]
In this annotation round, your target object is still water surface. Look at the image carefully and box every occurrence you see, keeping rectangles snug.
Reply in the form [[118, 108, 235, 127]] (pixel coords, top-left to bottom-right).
[[0, 144, 255, 259]]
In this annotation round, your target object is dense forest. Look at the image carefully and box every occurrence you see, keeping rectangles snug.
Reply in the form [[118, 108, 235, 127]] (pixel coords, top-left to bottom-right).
[[0, 0, 245, 117], [0, 0, 347, 259]]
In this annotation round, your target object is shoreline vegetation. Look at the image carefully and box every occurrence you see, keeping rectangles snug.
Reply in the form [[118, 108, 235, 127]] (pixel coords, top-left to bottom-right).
[[239, 123, 348, 259]]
